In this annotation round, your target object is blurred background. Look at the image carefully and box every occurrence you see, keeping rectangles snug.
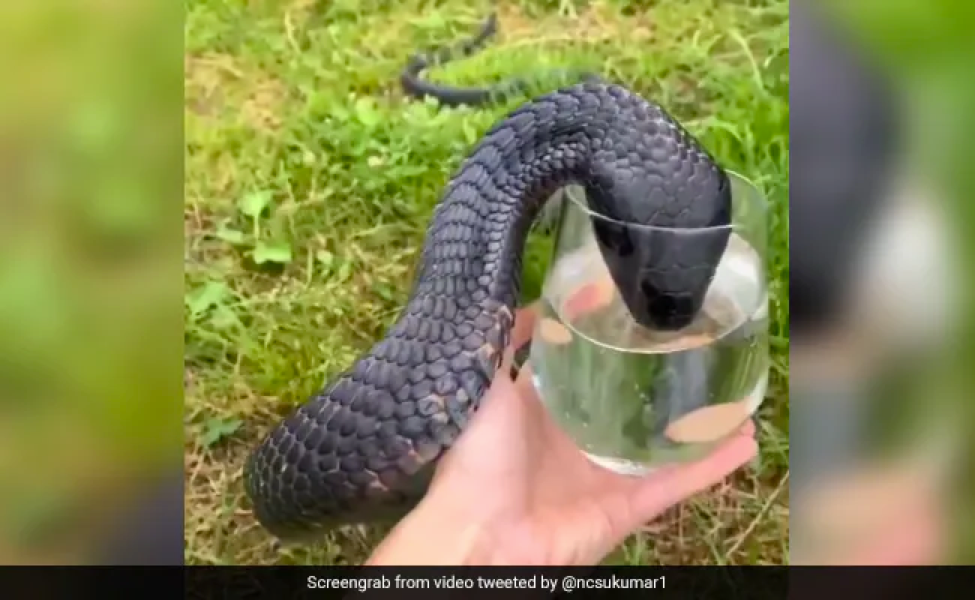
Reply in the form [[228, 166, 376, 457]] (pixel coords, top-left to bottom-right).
[[790, 0, 974, 565], [0, 1, 182, 563]]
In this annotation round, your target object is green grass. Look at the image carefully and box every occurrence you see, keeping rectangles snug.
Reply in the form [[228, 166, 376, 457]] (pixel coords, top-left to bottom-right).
[[184, 0, 789, 565]]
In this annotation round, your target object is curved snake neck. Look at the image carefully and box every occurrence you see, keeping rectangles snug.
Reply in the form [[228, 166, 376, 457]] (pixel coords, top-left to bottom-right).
[[244, 81, 731, 540]]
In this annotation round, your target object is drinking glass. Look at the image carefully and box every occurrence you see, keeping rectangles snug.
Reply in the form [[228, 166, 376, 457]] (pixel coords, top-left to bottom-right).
[[528, 172, 769, 475]]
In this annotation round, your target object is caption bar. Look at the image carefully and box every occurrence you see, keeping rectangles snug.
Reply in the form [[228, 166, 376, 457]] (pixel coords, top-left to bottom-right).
[[307, 573, 666, 593]]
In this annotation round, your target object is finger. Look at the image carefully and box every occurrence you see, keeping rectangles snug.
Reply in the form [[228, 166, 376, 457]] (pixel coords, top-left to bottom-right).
[[502, 302, 540, 378], [515, 367, 757, 453], [509, 362, 551, 421], [513, 362, 538, 397], [509, 302, 541, 350], [476, 371, 522, 417], [624, 433, 758, 528], [562, 277, 615, 321], [505, 278, 633, 379], [507, 281, 610, 383]]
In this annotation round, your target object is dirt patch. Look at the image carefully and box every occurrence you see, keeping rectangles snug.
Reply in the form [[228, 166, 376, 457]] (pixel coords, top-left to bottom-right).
[[185, 53, 289, 134], [185, 53, 239, 117], [239, 78, 289, 133], [495, 0, 653, 46]]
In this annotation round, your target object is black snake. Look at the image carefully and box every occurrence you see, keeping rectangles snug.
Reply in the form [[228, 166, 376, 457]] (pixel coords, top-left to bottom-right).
[[243, 17, 732, 541]]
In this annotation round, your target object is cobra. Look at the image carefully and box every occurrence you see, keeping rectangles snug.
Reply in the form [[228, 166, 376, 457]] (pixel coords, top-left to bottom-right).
[[242, 78, 732, 540]]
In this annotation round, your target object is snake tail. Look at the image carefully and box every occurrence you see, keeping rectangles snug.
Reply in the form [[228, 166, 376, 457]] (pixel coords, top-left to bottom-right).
[[244, 80, 731, 540], [401, 12, 601, 107]]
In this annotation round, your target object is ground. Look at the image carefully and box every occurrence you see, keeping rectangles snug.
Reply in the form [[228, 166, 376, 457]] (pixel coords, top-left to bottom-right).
[[184, 0, 789, 565]]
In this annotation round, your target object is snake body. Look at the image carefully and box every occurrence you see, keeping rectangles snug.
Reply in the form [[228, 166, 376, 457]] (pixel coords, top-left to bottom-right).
[[244, 79, 731, 540]]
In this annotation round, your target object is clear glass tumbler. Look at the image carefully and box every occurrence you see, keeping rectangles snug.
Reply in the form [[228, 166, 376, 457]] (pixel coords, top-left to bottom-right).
[[529, 172, 769, 475]]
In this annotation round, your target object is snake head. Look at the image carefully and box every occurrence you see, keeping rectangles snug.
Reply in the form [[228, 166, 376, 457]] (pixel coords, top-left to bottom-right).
[[585, 162, 733, 332]]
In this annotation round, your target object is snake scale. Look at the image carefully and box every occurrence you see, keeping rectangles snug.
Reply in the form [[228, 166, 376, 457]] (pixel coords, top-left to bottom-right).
[[243, 17, 732, 541]]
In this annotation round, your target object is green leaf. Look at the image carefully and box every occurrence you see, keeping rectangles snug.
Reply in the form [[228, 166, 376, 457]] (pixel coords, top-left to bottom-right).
[[337, 259, 353, 282], [353, 97, 381, 128], [461, 119, 479, 145], [210, 304, 238, 329], [186, 281, 228, 316], [252, 240, 293, 264], [215, 225, 246, 245], [373, 282, 397, 302], [315, 249, 335, 271], [200, 417, 242, 448], [404, 100, 435, 123], [238, 190, 272, 219]]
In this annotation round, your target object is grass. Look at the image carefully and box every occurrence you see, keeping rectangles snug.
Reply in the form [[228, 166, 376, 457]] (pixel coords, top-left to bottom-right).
[[184, 0, 789, 565]]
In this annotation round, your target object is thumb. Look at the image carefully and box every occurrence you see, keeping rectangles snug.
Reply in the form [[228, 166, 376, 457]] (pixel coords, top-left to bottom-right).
[[500, 302, 540, 376]]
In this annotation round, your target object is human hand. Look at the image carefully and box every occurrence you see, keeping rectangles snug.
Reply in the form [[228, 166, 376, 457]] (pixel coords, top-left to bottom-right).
[[366, 303, 758, 566]]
